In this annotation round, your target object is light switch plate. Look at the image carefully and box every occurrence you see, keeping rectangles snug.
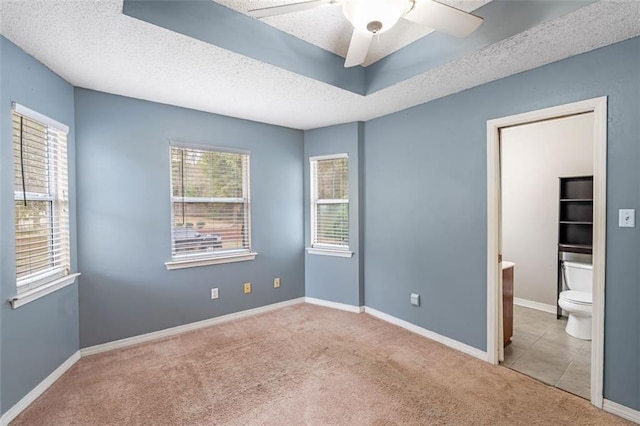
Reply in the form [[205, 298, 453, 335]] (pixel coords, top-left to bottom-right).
[[619, 209, 635, 228]]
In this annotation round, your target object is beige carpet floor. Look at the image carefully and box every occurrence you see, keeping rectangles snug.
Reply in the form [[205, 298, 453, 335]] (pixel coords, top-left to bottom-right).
[[13, 304, 630, 425]]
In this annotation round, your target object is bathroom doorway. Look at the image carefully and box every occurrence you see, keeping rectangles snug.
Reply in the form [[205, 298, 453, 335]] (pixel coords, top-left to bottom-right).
[[486, 97, 607, 408]]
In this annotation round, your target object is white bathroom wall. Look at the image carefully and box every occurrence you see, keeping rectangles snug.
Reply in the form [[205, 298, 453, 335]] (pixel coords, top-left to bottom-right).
[[501, 113, 593, 307]]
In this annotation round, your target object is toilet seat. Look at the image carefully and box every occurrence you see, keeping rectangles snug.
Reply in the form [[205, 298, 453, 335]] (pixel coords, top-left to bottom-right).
[[560, 290, 592, 306]]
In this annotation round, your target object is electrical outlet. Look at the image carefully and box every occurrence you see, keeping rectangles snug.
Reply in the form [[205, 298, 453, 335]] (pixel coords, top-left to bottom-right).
[[211, 288, 219, 299], [274, 277, 280, 288], [244, 282, 251, 294], [410, 293, 420, 306]]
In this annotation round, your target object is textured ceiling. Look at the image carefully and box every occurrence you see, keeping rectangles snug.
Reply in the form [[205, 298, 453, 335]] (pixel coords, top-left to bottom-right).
[[0, 1, 639, 130], [214, 0, 491, 66]]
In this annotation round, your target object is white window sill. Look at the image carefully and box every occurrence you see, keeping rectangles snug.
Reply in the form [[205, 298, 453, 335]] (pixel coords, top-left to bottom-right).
[[165, 252, 257, 270], [306, 248, 353, 258], [9, 273, 81, 309]]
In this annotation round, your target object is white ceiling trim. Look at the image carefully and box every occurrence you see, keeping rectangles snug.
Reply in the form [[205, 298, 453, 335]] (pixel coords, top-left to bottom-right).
[[0, 1, 639, 130]]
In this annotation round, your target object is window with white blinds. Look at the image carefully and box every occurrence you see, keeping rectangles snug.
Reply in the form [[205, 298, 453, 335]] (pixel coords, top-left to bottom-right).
[[13, 109, 71, 292], [310, 154, 349, 249], [170, 145, 251, 259]]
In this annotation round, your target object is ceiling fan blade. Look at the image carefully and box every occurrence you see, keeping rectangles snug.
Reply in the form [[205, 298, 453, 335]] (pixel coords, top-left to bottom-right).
[[248, 0, 336, 19], [403, 0, 483, 38], [344, 29, 372, 68]]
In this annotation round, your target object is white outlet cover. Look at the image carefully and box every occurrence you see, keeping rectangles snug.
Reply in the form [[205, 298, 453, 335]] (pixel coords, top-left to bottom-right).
[[619, 209, 635, 228], [410, 293, 420, 306], [211, 288, 219, 299]]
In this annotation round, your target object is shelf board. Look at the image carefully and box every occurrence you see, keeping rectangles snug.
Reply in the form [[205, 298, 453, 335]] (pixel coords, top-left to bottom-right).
[[559, 221, 593, 225], [558, 243, 592, 254], [560, 198, 593, 202]]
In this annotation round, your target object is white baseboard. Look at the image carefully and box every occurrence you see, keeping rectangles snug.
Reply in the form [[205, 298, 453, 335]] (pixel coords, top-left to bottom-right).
[[603, 399, 640, 424], [306, 301, 487, 362], [305, 297, 364, 313], [81, 297, 305, 356], [514, 297, 558, 315], [0, 350, 81, 426], [364, 307, 488, 362]]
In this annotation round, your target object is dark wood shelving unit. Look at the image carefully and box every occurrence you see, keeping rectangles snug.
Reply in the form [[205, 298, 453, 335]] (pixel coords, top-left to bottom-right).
[[557, 176, 593, 318]]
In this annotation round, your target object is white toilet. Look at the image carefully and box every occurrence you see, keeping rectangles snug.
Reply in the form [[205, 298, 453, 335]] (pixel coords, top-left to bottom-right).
[[558, 261, 593, 340]]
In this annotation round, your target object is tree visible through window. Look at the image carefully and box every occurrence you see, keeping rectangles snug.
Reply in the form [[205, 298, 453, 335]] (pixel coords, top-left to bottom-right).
[[170, 145, 251, 258], [310, 154, 349, 249]]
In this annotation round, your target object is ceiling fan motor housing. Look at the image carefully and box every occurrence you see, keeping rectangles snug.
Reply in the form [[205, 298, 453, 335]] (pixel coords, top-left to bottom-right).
[[342, 0, 410, 34]]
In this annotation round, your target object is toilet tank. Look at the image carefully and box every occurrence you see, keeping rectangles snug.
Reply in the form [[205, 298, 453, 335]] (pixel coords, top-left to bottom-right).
[[563, 261, 593, 292]]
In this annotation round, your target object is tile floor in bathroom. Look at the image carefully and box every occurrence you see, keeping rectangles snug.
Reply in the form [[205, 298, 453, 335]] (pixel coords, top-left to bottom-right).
[[502, 305, 591, 399]]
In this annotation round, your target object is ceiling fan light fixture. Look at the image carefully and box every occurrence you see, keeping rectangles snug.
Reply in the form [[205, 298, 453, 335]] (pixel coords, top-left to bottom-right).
[[342, 0, 409, 34]]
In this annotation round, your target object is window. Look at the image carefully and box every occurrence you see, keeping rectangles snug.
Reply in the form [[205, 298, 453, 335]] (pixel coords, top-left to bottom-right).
[[309, 154, 350, 254], [13, 105, 72, 293], [168, 144, 254, 268]]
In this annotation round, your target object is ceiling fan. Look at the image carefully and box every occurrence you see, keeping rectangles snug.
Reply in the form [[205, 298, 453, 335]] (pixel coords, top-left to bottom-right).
[[248, 0, 483, 68]]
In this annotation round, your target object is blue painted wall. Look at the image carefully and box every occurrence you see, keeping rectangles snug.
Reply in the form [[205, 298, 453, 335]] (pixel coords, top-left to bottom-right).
[[304, 123, 364, 307], [74, 89, 305, 348], [0, 36, 80, 414], [364, 36, 640, 409]]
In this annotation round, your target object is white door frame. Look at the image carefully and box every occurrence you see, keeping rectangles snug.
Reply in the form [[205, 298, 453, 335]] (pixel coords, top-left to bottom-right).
[[486, 96, 607, 408]]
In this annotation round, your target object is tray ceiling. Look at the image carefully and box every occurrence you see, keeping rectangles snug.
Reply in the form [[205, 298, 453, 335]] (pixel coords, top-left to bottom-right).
[[0, 1, 639, 130]]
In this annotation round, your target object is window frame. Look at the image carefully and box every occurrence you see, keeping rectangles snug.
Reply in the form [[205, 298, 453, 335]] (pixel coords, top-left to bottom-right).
[[308, 153, 352, 257], [165, 142, 256, 270], [10, 102, 80, 308]]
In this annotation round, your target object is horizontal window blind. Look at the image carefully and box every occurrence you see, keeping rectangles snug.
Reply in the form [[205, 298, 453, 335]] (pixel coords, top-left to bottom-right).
[[311, 155, 349, 248], [170, 146, 251, 258], [13, 110, 70, 290]]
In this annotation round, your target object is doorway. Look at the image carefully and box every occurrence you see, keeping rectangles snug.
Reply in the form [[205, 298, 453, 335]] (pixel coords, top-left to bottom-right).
[[486, 97, 607, 408]]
